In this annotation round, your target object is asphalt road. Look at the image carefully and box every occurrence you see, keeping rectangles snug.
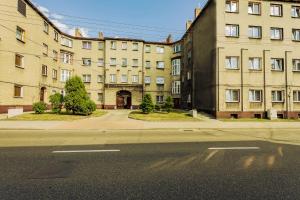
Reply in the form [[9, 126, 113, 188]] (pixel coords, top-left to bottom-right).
[[0, 141, 300, 200]]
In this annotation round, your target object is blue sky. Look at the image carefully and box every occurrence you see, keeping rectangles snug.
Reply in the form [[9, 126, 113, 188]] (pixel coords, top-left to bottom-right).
[[32, 0, 207, 41]]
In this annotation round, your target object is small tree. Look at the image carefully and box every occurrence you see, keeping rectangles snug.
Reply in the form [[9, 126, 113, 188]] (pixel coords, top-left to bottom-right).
[[49, 93, 64, 113], [140, 94, 154, 114], [164, 96, 174, 113], [33, 102, 47, 114], [64, 76, 96, 115]]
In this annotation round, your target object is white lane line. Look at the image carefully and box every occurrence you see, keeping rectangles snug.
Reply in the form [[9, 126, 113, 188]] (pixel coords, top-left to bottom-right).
[[208, 147, 260, 150], [52, 150, 120, 154]]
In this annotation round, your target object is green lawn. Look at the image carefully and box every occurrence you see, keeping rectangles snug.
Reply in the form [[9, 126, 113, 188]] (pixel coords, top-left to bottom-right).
[[129, 110, 200, 121], [4, 110, 107, 121]]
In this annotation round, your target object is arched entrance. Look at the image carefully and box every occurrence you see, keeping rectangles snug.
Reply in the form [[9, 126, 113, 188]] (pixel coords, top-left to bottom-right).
[[116, 90, 132, 109], [40, 87, 46, 102]]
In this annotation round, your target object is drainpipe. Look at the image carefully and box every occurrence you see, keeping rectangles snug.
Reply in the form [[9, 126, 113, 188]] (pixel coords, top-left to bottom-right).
[[285, 50, 292, 118], [240, 48, 248, 112]]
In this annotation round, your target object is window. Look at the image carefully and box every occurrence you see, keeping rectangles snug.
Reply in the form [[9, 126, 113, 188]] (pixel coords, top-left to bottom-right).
[[121, 42, 127, 50], [98, 93, 103, 102], [15, 54, 24, 68], [132, 75, 139, 83], [18, 0, 26, 16], [61, 37, 73, 48], [98, 42, 104, 50], [82, 74, 91, 83], [157, 61, 165, 69], [292, 29, 300, 41], [293, 59, 300, 71], [132, 59, 138, 67], [110, 58, 116, 66], [187, 71, 191, 80], [111, 41, 116, 50], [145, 76, 151, 84], [156, 46, 165, 54], [53, 50, 58, 61], [172, 59, 181, 75], [248, 2, 260, 15], [271, 58, 284, 71], [187, 94, 191, 103], [156, 77, 165, 85], [248, 26, 261, 39], [145, 61, 151, 69], [97, 75, 103, 83], [270, 28, 283, 40], [156, 96, 164, 104], [249, 57, 261, 70], [61, 51, 73, 64], [174, 44, 182, 53], [226, 89, 240, 102], [98, 58, 104, 67], [43, 21, 49, 34], [270, 4, 282, 17], [82, 41, 92, 50], [42, 65, 47, 76], [293, 91, 300, 102], [172, 81, 181, 95], [110, 74, 116, 83], [132, 43, 138, 51], [249, 90, 262, 102], [272, 91, 284, 102], [225, 24, 239, 37], [16, 26, 25, 42], [82, 58, 92, 66], [225, 0, 238, 13], [14, 85, 23, 98], [60, 69, 71, 82], [292, 6, 300, 18], [54, 31, 59, 41], [43, 43, 48, 56], [225, 56, 239, 69], [52, 69, 57, 79], [121, 74, 128, 83], [122, 58, 127, 67], [145, 45, 151, 53]]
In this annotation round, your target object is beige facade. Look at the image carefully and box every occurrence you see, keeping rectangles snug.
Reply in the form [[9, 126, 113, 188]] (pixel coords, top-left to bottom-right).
[[181, 0, 300, 118], [0, 0, 181, 113]]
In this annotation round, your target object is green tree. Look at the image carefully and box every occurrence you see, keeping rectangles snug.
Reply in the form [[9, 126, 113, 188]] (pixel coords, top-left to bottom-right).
[[164, 96, 174, 113], [32, 102, 47, 114], [140, 94, 154, 114], [49, 93, 64, 113], [64, 76, 96, 115]]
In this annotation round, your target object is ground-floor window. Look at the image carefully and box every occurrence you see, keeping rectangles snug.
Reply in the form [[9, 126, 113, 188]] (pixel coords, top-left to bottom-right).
[[272, 90, 284, 102], [14, 85, 23, 98], [98, 93, 103, 102], [293, 90, 300, 102], [156, 96, 164, 104], [172, 81, 181, 95], [249, 90, 262, 102], [225, 89, 239, 102]]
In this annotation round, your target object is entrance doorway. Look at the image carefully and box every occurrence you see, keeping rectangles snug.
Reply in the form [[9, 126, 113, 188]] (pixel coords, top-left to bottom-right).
[[40, 87, 46, 102], [116, 90, 132, 109]]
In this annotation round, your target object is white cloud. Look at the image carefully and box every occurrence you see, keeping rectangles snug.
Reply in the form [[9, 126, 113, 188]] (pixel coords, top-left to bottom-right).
[[35, 3, 89, 37]]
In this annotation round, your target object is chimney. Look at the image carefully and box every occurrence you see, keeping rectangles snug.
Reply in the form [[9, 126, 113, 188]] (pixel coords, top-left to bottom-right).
[[195, 8, 201, 19], [166, 34, 173, 43], [98, 32, 104, 40], [75, 28, 82, 37], [186, 20, 192, 31]]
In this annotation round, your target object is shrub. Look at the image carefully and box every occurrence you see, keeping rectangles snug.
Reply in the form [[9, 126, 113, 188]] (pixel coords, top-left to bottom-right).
[[64, 76, 97, 115], [154, 104, 161, 112], [164, 96, 174, 113], [49, 93, 64, 113], [32, 102, 47, 114], [140, 94, 154, 114]]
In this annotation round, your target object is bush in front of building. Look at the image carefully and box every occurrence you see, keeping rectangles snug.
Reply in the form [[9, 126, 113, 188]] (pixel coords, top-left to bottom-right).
[[163, 96, 174, 113], [49, 93, 64, 114], [140, 94, 154, 114], [32, 102, 48, 114], [154, 104, 162, 112], [64, 76, 97, 115]]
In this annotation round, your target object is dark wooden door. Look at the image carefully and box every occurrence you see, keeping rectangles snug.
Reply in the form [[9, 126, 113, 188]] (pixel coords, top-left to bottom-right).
[[117, 96, 125, 109], [40, 88, 45, 102]]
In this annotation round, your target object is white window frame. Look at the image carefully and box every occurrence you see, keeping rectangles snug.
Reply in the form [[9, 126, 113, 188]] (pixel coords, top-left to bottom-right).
[[82, 58, 92, 66], [121, 74, 128, 83], [226, 89, 240, 103], [225, 24, 239, 37], [42, 65, 47, 76], [132, 75, 139, 83], [157, 61, 165, 69], [248, 2, 261, 15], [172, 81, 181, 95], [293, 90, 300, 102], [132, 43, 139, 51], [270, 4, 282, 17], [122, 58, 127, 67], [293, 59, 300, 71], [121, 42, 127, 50], [82, 74, 91, 83], [60, 69, 71, 82], [52, 69, 57, 79], [272, 90, 284, 102], [82, 41, 92, 50], [43, 21, 49, 34], [110, 58, 117, 66], [271, 58, 284, 71], [110, 74, 116, 83], [145, 45, 151, 53], [249, 90, 262, 102], [111, 41, 117, 50], [61, 51, 73, 64], [248, 26, 262, 39], [249, 57, 261, 70], [172, 59, 181, 76], [156, 77, 165, 85], [292, 6, 300, 18], [145, 76, 151, 84], [174, 44, 182, 53], [61, 37, 73, 48], [98, 58, 104, 67], [156, 96, 164, 104], [16, 26, 25, 42], [156, 46, 165, 54], [97, 75, 103, 83], [292, 29, 300, 41], [132, 59, 138, 67], [226, 0, 238, 13], [270, 27, 283, 40], [225, 56, 239, 69]]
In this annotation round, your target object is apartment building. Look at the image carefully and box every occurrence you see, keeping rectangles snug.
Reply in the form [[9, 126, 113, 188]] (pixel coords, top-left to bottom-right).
[[0, 0, 182, 113], [181, 0, 300, 119]]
